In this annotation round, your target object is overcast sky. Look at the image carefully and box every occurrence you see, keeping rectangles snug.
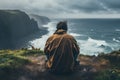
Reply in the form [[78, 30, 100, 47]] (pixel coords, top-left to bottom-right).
[[0, 0, 120, 18]]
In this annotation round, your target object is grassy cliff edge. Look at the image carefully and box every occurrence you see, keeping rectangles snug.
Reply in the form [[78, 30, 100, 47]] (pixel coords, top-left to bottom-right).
[[0, 49, 120, 80]]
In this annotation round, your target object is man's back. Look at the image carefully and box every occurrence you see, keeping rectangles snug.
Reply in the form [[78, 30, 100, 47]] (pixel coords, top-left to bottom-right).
[[44, 29, 79, 73]]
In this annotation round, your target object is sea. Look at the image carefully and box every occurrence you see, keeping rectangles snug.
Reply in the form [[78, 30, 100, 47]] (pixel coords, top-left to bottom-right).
[[29, 18, 120, 55]]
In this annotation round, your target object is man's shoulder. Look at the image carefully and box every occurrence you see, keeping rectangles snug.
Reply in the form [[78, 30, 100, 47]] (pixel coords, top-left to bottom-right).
[[48, 33, 74, 39], [47, 35, 54, 41], [64, 33, 74, 39]]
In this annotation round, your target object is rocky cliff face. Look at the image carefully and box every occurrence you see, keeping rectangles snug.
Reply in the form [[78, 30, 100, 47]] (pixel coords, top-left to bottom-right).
[[0, 10, 47, 49]]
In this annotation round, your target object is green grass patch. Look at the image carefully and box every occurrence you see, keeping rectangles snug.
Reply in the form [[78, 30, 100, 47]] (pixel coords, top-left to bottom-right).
[[0, 49, 44, 80], [0, 49, 44, 69]]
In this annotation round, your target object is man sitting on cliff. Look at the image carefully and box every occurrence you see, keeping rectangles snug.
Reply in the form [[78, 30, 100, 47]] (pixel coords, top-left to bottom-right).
[[44, 21, 80, 74]]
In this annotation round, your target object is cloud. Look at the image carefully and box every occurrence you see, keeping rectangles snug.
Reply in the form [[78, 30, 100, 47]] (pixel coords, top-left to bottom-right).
[[0, 0, 120, 18], [100, 0, 120, 9]]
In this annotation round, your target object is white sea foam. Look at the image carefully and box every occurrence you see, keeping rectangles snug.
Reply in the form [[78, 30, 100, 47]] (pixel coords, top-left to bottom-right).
[[77, 37, 109, 55], [113, 38, 120, 43], [69, 33, 82, 37], [87, 37, 108, 46], [29, 21, 56, 50]]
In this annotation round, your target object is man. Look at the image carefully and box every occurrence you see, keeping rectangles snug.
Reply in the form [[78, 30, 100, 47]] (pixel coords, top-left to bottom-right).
[[44, 21, 80, 74]]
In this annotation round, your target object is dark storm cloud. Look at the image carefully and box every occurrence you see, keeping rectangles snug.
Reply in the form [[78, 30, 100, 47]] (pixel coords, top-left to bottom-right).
[[57, 0, 103, 12], [100, 0, 120, 11], [0, 0, 120, 18], [55, 0, 120, 14]]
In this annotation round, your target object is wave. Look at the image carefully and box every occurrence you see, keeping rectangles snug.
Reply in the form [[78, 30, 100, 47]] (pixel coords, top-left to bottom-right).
[[113, 38, 120, 43], [115, 29, 120, 31], [77, 37, 111, 55], [87, 37, 108, 46], [69, 33, 83, 37]]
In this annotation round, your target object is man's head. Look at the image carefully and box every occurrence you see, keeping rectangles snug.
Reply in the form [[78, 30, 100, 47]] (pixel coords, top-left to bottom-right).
[[56, 21, 68, 31]]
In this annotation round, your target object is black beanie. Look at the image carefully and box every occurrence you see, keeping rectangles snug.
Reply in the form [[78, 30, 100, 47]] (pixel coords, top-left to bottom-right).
[[56, 21, 68, 31]]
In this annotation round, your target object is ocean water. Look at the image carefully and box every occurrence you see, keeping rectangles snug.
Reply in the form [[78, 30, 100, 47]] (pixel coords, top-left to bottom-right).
[[29, 19, 120, 55]]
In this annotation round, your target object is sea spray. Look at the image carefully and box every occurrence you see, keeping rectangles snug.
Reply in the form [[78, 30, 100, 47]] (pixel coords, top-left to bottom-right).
[[29, 22, 56, 50], [78, 37, 112, 55]]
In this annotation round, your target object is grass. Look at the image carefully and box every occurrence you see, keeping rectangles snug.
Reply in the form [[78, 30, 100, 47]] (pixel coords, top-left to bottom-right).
[[0, 49, 44, 80], [0, 49, 44, 69]]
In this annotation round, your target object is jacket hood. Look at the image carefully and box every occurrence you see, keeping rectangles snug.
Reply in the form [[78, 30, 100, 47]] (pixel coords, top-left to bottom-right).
[[54, 29, 66, 34]]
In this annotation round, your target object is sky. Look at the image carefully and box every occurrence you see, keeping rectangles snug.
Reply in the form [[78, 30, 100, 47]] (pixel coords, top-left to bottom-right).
[[0, 0, 120, 18]]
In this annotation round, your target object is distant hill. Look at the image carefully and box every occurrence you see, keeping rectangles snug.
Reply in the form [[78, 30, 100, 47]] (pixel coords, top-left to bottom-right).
[[0, 10, 49, 49]]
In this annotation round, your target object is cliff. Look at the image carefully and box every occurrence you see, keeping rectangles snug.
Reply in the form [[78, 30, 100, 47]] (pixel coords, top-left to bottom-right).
[[0, 10, 44, 49]]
